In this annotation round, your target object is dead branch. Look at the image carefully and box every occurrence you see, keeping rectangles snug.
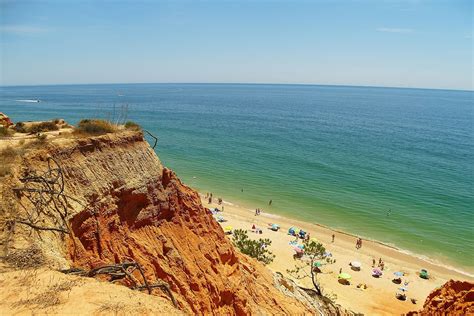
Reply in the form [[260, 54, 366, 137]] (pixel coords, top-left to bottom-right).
[[14, 157, 73, 235], [61, 261, 177, 307], [143, 129, 158, 149], [16, 220, 68, 234]]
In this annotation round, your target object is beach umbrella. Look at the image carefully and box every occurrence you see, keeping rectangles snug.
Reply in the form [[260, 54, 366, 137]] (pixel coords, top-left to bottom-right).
[[324, 251, 332, 258], [398, 287, 409, 292], [297, 244, 305, 249], [293, 246, 304, 253], [271, 224, 280, 230], [313, 262, 323, 267], [288, 227, 296, 235], [351, 261, 362, 268], [216, 215, 225, 222], [224, 226, 233, 233], [394, 271, 404, 277], [372, 268, 383, 277], [310, 237, 319, 243], [338, 273, 352, 280]]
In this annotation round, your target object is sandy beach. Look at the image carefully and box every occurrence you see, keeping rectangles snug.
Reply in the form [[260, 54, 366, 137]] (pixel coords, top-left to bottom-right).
[[201, 195, 474, 315]]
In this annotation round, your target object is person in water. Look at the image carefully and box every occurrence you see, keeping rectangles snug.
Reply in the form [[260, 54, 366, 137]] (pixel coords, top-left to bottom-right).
[[269, 199, 272, 206]]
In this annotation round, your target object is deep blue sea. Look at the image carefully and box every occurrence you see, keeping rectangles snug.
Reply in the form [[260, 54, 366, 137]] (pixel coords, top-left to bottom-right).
[[1, 83, 472, 271]]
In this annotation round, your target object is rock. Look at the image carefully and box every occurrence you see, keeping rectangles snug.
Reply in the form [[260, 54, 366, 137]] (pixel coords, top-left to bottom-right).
[[407, 280, 474, 316], [0, 112, 13, 127]]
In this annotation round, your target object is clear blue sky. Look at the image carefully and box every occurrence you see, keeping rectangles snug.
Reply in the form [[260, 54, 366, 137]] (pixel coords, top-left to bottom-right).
[[1, 0, 472, 90]]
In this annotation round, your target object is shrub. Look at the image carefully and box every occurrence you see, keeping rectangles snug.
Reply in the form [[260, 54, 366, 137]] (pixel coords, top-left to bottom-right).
[[232, 229, 275, 264], [14, 122, 27, 133], [28, 121, 59, 134], [36, 133, 48, 142], [0, 126, 13, 137], [124, 121, 141, 131], [75, 119, 117, 135], [1, 146, 18, 161]]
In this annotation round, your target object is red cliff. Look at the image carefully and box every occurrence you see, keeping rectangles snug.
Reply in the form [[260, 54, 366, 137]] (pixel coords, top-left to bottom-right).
[[407, 280, 474, 316]]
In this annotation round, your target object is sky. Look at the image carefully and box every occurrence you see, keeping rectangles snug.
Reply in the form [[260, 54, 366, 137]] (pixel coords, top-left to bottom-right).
[[0, 0, 472, 90]]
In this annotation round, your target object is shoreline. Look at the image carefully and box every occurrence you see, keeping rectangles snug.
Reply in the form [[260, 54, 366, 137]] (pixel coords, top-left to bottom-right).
[[199, 192, 473, 315], [215, 196, 474, 278]]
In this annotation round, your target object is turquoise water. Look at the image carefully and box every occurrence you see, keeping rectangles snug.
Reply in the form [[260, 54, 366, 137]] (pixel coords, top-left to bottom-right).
[[1, 84, 472, 270]]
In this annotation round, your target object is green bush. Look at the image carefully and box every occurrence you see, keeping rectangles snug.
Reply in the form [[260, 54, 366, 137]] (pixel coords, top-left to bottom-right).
[[75, 119, 117, 135], [232, 229, 275, 264], [124, 121, 141, 131]]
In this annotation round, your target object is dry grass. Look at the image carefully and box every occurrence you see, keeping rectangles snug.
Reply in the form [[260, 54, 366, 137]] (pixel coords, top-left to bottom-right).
[[0, 146, 18, 161], [15, 269, 40, 288], [5, 245, 46, 269], [74, 119, 117, 136], [0, 165, 12, 177], [96, 301, 127, 315], [0, 146, 19, 177], [12, 276, 81, 310]]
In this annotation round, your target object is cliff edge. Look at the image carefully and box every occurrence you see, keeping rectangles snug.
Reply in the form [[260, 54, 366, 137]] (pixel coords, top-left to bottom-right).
[[1, 129, 319, 315]]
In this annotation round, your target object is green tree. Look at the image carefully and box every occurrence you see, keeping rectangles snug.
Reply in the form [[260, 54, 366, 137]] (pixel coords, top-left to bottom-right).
[[287, 239, 332, 296], [232, 229, 275, 265]]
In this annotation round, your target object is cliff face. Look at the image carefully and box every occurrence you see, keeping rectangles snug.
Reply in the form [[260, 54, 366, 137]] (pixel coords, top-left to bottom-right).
[[407, 280, 474, 316], [3, 131, 313, 315]]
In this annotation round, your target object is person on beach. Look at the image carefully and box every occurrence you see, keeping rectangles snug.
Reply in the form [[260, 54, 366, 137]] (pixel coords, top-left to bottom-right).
[[372, 259, 376, 267], [379, 258, 382, 266], [208, 196, 212, 204], [332, 234, 335, 243], [255, 209, 258, 216], [358, 238, 363, 249], [380, 261, 385, 270], [355, 238, 360, 249], [339, 268, 342, 274]]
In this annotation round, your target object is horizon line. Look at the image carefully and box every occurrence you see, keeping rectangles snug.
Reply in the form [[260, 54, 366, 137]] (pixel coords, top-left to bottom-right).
[[0, 82, 472, 93]]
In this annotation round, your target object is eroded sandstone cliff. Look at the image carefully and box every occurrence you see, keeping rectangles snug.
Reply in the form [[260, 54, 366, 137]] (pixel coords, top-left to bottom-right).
[[1, 130, 316, 315], [407, 280, 474, 316]]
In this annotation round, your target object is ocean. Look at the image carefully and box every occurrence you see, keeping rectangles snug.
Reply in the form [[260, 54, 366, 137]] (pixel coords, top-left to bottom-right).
[[1, 83, 472, 271]]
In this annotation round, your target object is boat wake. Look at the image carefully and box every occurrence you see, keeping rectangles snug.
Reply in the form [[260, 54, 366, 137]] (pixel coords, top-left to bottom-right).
[[15, 99, 41, 103]]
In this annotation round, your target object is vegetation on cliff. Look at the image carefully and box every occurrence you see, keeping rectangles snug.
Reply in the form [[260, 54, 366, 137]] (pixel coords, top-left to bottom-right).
[[74, 119, 117, 135], [287, 239, 333, 296], [232, 229, 275, 264]]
